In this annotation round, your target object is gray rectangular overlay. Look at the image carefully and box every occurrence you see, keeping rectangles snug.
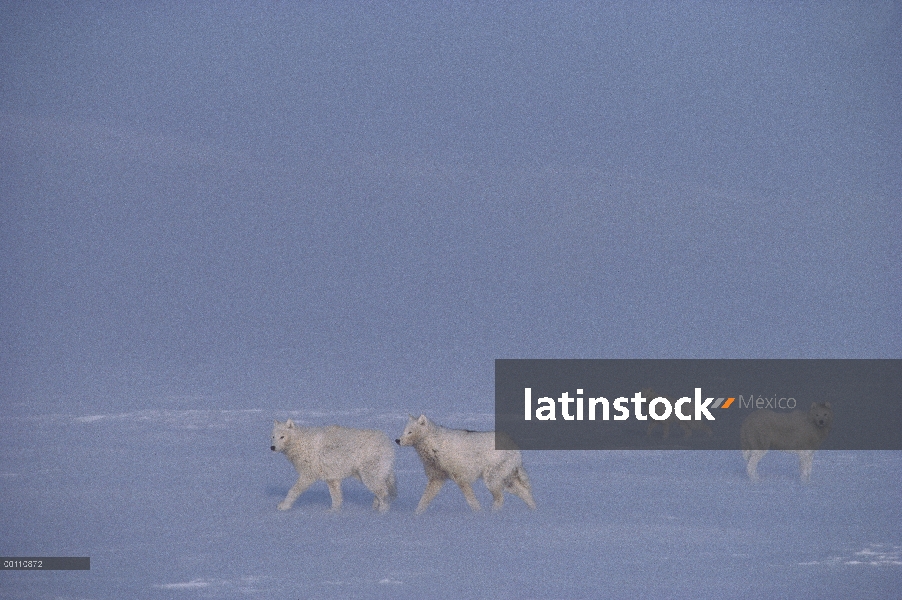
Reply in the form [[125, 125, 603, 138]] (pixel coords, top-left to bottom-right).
[[495, 359, 901, 450], [1, 557, 90, 570]]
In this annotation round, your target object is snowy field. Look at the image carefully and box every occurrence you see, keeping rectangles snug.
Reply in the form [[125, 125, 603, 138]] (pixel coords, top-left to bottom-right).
[[2, 406, 900, 599]]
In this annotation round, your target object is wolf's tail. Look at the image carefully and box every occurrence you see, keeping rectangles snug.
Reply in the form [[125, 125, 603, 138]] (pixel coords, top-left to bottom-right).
[[511, 465, 537, 509], [514, 466, 531, 489]]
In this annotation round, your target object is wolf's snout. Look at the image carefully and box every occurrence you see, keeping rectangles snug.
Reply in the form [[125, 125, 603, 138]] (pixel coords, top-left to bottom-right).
[[270, 445, 276, 451], [395, 439, 400, 445]]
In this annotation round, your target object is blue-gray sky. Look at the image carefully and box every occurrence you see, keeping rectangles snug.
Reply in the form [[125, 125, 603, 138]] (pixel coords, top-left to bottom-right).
[[2, 2, 899, 410]]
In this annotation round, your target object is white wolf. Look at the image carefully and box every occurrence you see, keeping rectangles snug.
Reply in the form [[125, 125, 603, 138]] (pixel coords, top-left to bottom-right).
[[270, 419, 397, 512], [396, 415, 536, 514], [740, 402, 833, 482]]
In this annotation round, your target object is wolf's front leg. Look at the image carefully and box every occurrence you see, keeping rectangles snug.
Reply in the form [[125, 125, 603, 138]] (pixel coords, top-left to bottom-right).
[[279, 475, 314, 510], [415, 478, 446, 514], [798, 451, 814, 483]]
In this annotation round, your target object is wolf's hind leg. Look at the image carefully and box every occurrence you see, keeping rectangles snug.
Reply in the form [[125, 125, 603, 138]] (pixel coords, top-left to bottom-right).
[[746, 450, 765, 481], [485, 478, 505, 511], [326, 479, 343, 511]]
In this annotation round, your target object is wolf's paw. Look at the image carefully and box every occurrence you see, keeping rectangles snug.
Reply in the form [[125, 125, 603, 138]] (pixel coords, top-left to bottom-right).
[[277, 501, 292, 511]]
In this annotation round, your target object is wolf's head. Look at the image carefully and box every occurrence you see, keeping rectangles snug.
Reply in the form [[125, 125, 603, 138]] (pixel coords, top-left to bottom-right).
[[271, 419, 296, 453], [396, 414, 430, 446], [808, 402, 833, 430]]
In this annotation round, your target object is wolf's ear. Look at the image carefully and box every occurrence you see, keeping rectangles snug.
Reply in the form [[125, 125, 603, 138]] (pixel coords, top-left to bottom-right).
[[274, 419, 280, 426], [417, 414, 427, 425], [810, 402, 817, 410], [286, 419, 295, 428], [824, 402, 831, 408]]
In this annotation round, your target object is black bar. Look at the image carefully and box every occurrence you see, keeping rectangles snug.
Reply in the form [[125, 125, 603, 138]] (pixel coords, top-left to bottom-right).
[[1, 557, 90, 570], [496, 359, 902, 450]]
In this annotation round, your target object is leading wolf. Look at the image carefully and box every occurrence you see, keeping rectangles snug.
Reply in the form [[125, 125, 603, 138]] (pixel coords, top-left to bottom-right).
[[396, 414, 536, 514], [270, 419, 397, 512]]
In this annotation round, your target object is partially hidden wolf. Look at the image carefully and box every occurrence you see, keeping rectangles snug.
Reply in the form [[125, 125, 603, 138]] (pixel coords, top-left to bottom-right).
[[270, 419, 396, 512], [740, 402, 833, 482], [396, 415, 536, 514], [643, 388, 713, 439]]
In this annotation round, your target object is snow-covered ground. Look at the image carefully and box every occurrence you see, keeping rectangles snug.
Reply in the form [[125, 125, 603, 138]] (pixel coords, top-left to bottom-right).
[[3, 3, 899, 599], [2, 406, 899, 599]]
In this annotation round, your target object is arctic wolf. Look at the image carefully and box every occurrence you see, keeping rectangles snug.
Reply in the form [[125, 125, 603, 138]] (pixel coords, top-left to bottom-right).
[[396, 415, 536, 514], [270, 419, 397, 512], [642, 388, 713, 439], [740, 402, 833, 482]]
